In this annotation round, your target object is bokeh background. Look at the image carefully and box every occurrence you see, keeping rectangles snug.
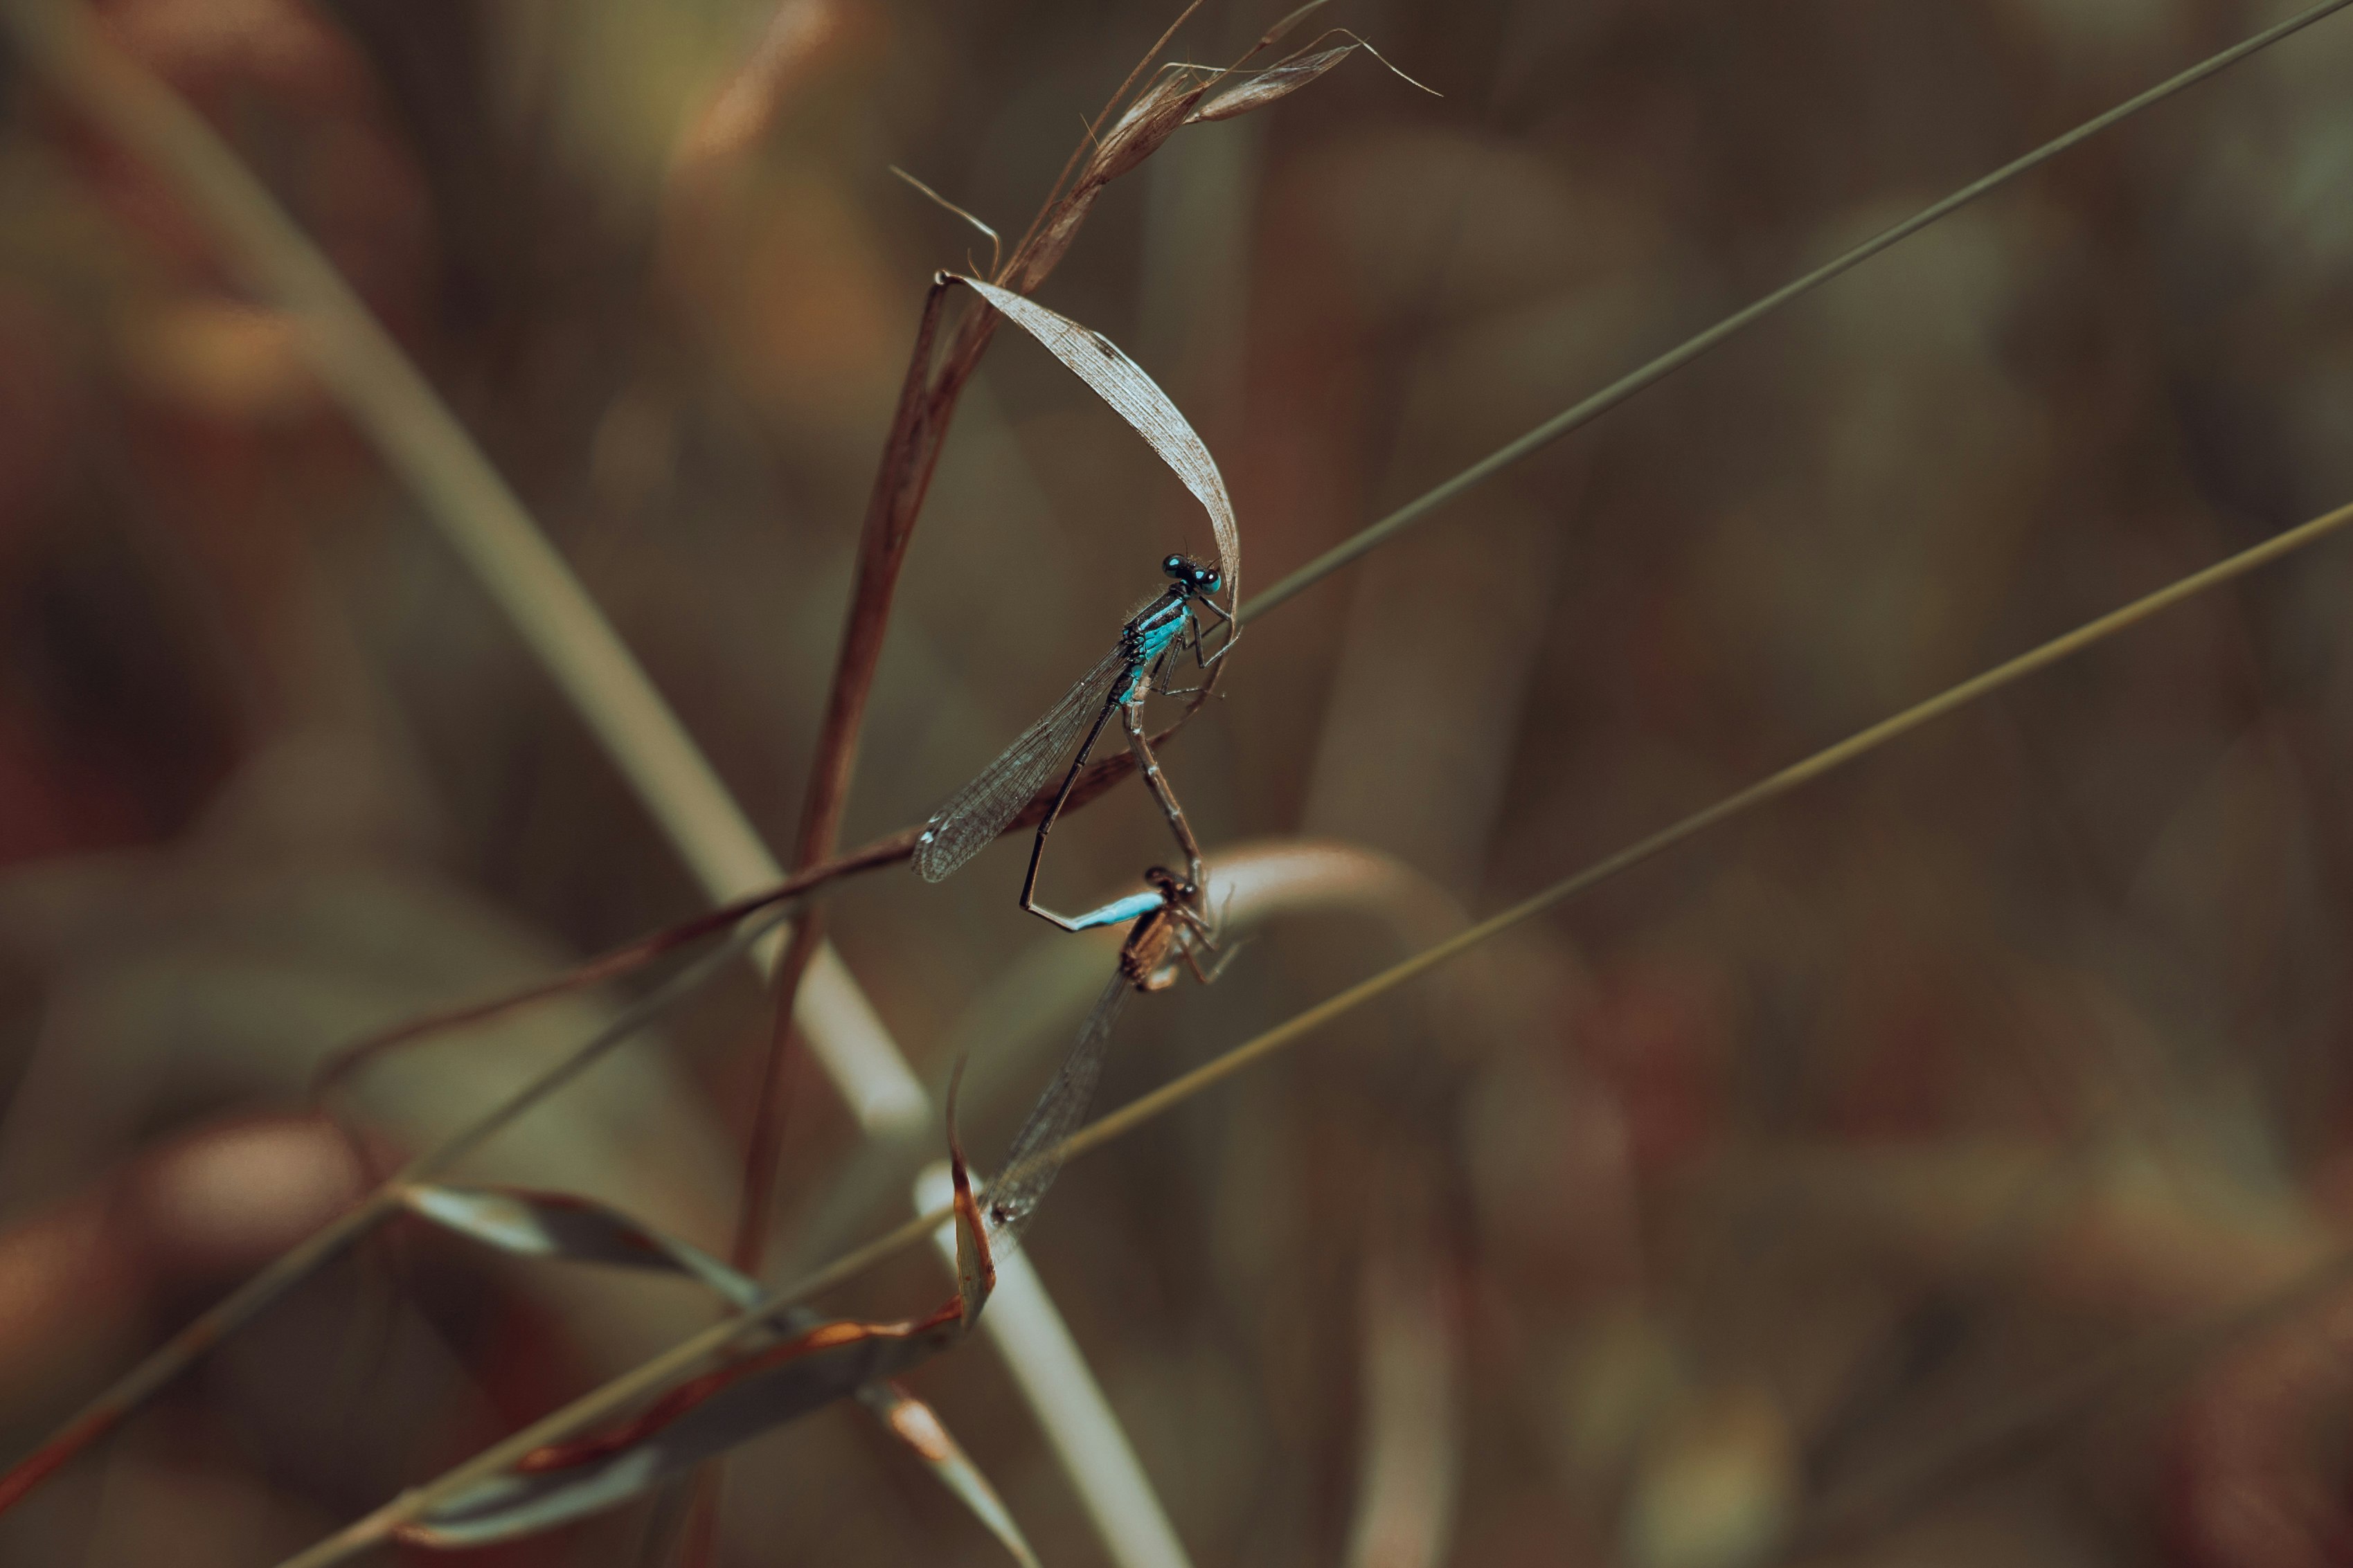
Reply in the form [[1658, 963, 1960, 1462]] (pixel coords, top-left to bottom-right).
[[5, 0, 2353, 1563]]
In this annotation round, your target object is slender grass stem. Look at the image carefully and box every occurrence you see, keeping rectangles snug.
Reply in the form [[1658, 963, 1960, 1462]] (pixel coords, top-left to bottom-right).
[[1236, 0, 2353, 623], [275, 496, 2353, 1568]]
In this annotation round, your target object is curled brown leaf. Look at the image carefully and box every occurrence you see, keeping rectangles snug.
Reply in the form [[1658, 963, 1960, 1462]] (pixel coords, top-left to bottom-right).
[[1188, 33, 1438, 125], [1082, 65, 1211, 186], [399, 1299, 966, 1549]]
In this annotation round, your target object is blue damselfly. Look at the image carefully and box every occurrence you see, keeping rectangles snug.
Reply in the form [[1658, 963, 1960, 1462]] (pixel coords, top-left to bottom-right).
[[913, 554, 1232, 924]]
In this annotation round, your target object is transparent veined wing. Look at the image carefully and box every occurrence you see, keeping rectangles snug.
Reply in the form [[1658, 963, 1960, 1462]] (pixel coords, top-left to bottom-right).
[[981, 968, 1130, 1254], [913, 645, 1133, 883]]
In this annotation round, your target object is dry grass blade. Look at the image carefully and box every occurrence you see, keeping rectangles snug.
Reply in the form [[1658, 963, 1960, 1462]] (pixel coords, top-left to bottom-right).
[[946, 1061, 996, 1331], [708, 21, 1263, 1516], [952, 275, 1240, 604], [1248, 0, 1334, 58], [1237, 0, 2353, 621], [1187, 32, 1436, 125], [403, 1184, 1037, 1565], [859, 1382, 1040, 1568], [999, 2, 1204, 281], [891, 164, 1003, 275], [402, 1185, 762, 1305], [399, 1301, 969, 1549], [912, 1164, 1193, 1568], [1080, 66, 1213, 186], [737, 1, 1269, 1290], [1344, 1214, 1461, 1568], [1188, 46, 1352, 123]]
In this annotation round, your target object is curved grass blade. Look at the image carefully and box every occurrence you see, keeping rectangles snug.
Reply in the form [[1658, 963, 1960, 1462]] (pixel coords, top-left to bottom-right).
[[983, 970, 1133, 1254], [401, 1184, 1034, 1564], [950, 275, 1240, 611], [914, 646, 1130, 883], [1188, 44, 1352, 121], [859, 1380, 1037, 1567], [398, 1304, 967, 1549], [945, 1058, 998, 1329], [400, 1185, 757, 1304]]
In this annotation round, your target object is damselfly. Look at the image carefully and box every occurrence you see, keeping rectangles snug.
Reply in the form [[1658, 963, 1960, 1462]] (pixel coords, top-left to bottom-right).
[[912, 554, 1233, 923], [982, 865, 1231, 1251]]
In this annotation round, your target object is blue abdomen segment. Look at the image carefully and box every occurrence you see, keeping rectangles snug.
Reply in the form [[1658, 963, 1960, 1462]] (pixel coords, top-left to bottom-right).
[[1064, 890, 1165, 931]]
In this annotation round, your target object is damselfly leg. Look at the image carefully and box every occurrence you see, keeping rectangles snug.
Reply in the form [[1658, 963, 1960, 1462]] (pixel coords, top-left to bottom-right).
[[1118, 701, 1204, 888]]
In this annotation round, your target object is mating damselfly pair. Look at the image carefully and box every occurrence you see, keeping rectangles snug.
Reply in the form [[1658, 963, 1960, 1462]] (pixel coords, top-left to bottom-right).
[[914, 552, 1238, 1254]]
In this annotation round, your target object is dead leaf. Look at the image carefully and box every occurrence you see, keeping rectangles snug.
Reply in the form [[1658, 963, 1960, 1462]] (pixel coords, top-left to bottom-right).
[[398, 1301, 965, 1549], [1189, 46, 1355, 123], [946, 1060, 996, 1330], [400, 1184, 1032, 1562], [398, 1184, 756, 1305], [1083, 66, 1210, 186], [1189, 33, 1438, 125]]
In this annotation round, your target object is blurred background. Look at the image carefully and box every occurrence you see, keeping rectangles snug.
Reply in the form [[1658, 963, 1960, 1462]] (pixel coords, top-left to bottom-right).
[[3, 0, 2353, 1563]]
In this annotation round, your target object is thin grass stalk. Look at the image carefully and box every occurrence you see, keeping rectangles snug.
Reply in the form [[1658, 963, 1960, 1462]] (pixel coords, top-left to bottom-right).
[[731, 273, 953, 1274], [274, 495, 2353, 1568], [735, 5, 1223, 1272], [1236, 0, 2353, 622], [716, 17, 1223, 1562], [996, 4, 1206, 280]]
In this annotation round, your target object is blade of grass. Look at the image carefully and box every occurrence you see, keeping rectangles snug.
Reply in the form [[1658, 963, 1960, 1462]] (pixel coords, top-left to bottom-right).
[[722, 17, 1233, 1567], [738, 4, 1235, 1280], [1236, 0, 2353, 622], [951, 276, 1239, 603], [274, 494, 2353, 1568], [915, 1165, 1192, 1568], [400, 1184, 1038, 1565]]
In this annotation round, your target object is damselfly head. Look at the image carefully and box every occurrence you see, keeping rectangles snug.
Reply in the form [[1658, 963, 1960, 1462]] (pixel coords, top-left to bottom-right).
[[1161, 554, 1222, 596], [1143, 865, 1195, 901]]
